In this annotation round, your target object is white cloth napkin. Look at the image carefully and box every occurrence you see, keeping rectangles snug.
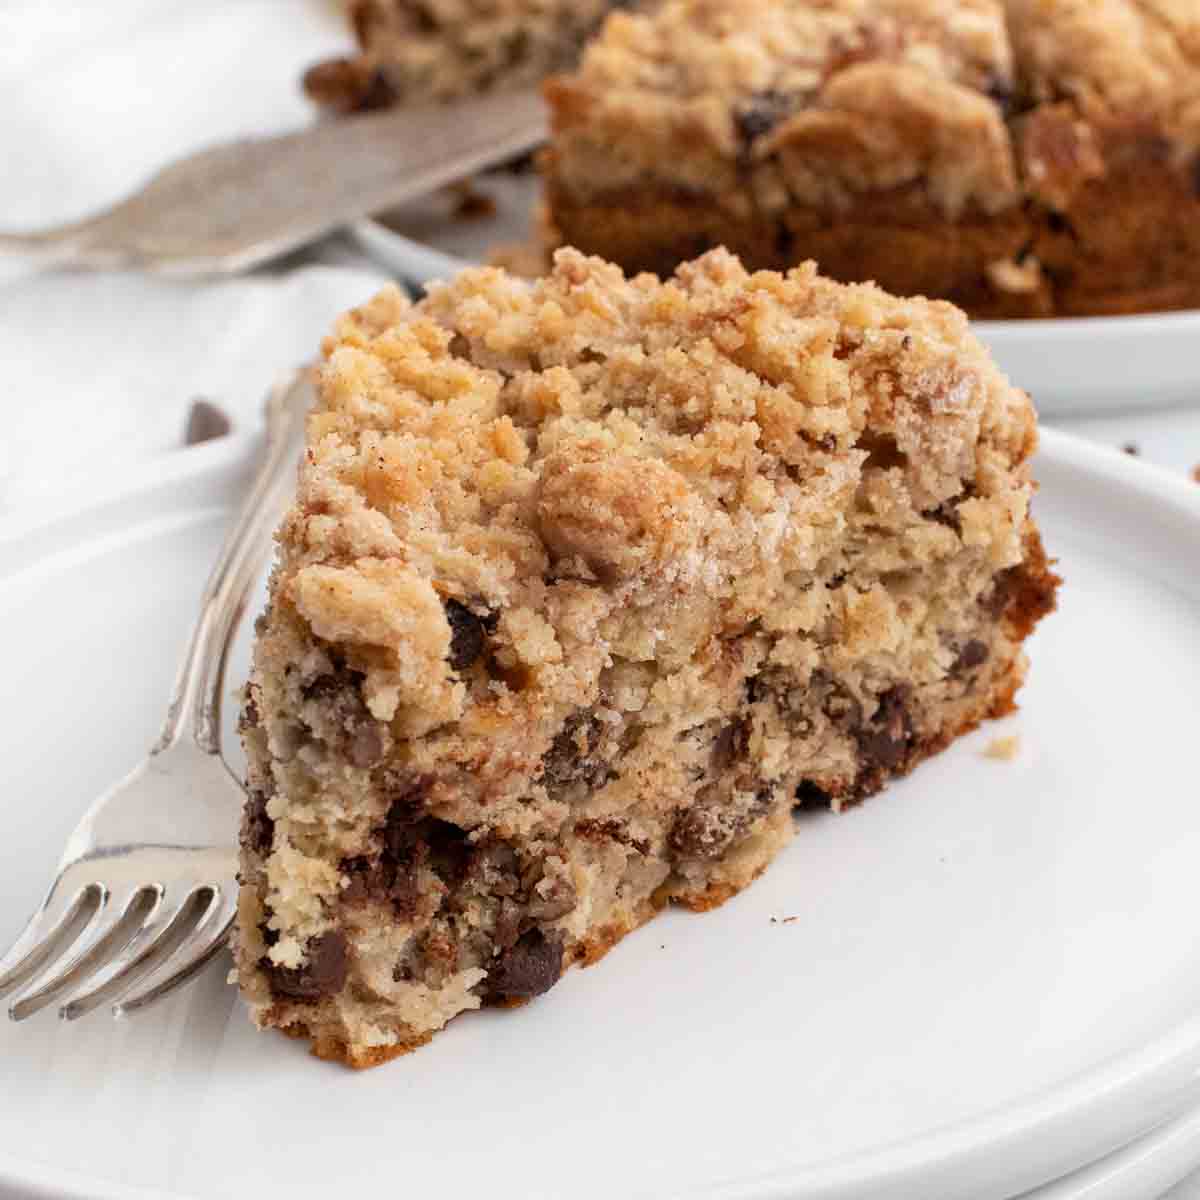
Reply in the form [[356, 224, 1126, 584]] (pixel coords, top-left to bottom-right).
[[0, 265, 387, 506], [0, 0, 390, 510]]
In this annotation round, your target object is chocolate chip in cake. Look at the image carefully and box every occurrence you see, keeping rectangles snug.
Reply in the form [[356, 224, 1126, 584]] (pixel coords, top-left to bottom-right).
[[856, 686, 914, 773], [734, 91, 795, 152], [923, 498, 963, 533], [984, 73, 1015, 119], [424, 818, 473, 887], [952, 639, 990, 675], [981, 567, 1017, 618], [238, 692, 261, 734], [541, 711, 612, 793], [794, 780, 831, 812], [573, 816, 650, 857], [264, 930, 348, 1002], [669, 786, 771, 861], [484, 929, 564, 999], [445, 599, 492, 672]]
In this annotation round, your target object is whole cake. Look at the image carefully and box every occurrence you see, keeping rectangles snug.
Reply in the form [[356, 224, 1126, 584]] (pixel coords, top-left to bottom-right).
[[541, 0, 1200, 318], [304, 0, 640, 113], [234, 248, 1057, 1066]]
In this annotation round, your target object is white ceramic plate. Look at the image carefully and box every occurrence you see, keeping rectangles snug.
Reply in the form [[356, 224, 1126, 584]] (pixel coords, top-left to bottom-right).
[[2, 430, 1200, 1200], [350, 175, 1200, 417]]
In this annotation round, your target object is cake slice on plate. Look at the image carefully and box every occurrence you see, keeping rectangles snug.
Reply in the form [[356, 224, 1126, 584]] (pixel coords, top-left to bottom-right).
[[234, 248, 1057, 1066]]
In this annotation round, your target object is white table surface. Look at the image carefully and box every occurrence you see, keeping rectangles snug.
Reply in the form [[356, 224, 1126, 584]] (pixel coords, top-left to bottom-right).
[[1, 3, 1199, 1197]]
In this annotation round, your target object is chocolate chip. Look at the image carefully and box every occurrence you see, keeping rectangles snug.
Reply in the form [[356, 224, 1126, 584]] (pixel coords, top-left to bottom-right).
[[184, 399, 231, 446], [669, 787, 772, 860], [1046, 210, 1073, 237], [240, 789, 275, 857], [339, 780, 431, 915], [573, 817, 650, 856], [984, 73, 1015, 119], [540, 711, 612, 794], [855, 686, 914, 773], [981, 568, 1018, 618], [301, 661, 388, 762], [264, 931, 348, 1002], [734, 90, 795, 151], [483, 929, 564, 999], [445, 599, 489, 672], [383, 789, 426, 859], [952, 639, 990, 675], [819, 675, 864, 733], [424, 819, 472, 887], [923, 499, 963, 533], [794, 780, 831, 812], [710, 720, 748, 774], [238, 692, 261, 734], [1122, 442, 1140, 456]]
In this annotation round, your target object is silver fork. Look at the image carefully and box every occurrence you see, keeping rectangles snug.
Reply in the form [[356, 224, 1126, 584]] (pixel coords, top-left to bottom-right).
[[0, 368, 313, 1022], [0, 87, 545, 277]]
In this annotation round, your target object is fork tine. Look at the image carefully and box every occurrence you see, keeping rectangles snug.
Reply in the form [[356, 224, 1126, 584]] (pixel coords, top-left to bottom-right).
[[0, 883, 104, 1000], [8, 888, 160, 1022], [58, 887, 215, 1021], [111, 885, 236, 1017]]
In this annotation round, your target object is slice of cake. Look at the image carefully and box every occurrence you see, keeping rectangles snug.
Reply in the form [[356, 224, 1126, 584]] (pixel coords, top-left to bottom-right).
[[540, 0, 1200, 318], [234, 248, 1057, 1066]]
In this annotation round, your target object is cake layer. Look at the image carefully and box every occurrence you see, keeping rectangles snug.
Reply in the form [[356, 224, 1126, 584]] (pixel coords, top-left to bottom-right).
[[234, 248, 1057, 1066]]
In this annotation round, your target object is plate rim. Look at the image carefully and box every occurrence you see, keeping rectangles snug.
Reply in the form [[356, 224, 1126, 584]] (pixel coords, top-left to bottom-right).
[[1, 428, 1200, 1200]]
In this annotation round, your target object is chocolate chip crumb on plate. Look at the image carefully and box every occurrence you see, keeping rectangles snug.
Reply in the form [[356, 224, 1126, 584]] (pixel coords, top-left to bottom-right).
[[3, 407, 1200, 1198]]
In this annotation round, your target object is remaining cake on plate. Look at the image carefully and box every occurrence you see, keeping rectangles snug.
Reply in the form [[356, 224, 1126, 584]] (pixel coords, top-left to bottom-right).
[[304, 0, 643, 113], [541, 0, 1200, 318], [233, 247, 1057, 1066]]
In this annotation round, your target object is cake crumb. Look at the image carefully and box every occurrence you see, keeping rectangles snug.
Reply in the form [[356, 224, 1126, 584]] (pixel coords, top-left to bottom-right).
[[1189, 464, 1200, 484], [1122, 442, 1139, 457], [984, 735, 1021, 761], [450, 181, 497, 222]]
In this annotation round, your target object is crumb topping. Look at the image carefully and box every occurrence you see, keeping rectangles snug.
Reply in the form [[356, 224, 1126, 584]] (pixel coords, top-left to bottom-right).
[[547, 0, 1200, 219]]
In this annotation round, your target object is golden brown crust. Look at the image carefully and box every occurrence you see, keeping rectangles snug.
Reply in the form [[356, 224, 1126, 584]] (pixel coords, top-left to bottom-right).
[[285, 1022, 435, 1069]]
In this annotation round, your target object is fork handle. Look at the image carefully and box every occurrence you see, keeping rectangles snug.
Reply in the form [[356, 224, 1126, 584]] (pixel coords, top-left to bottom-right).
[[154, 369, 313, 757]]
